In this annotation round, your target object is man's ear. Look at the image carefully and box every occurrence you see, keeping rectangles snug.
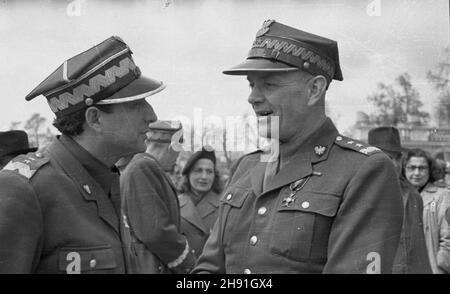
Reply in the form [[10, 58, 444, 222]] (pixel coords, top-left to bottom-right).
[[307, 75, 327, 107], [85, 106, 103, 132]]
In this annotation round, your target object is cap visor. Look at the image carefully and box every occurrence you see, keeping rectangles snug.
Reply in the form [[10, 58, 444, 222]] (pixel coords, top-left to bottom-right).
[[223, 58, 299, 75], [97, 75, 166, 104]]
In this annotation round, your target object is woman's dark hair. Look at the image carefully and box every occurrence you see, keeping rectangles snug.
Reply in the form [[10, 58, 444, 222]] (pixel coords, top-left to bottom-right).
[[401, 148, 437, 184], [52, 104, 115, 136], [180, 167, 222, 194]]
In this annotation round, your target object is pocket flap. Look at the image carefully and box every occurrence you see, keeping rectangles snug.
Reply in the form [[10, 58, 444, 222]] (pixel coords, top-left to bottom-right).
[[220, 188, 250, 208], [58, 245, 117, 273], [277, 191, 341, 217]]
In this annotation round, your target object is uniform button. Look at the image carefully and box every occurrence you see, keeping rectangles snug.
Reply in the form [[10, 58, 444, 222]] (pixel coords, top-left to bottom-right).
[[258, 207, 267, 215], [336, 136, 343, 141], [89, 259, 97, 268], [301, 201, 310, 209], [244, 268, 251, 274], [226, 193, 233, 201], [250, 235, 258, 245]]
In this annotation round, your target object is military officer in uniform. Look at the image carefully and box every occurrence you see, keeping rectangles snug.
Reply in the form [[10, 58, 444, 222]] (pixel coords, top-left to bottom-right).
[[120, 120, 195, 273], [0, 36, 165, 273], [193, 20, 404, 274]]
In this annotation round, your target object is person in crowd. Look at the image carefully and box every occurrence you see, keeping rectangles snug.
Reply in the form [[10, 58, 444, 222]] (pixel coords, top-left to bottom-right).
[[193, 20, 403, 274], [178, 148, 221, 259], [368, 127, 431, 274], [0, 36, 165, 273], [432, 158, 447, 187], [0, 130, 37, 169], [119, 120, 195, 273], [403, 148, 450, 273]]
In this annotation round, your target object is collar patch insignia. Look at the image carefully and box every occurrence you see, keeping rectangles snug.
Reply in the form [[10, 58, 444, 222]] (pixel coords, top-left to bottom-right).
[[314, 145, 327, 156]]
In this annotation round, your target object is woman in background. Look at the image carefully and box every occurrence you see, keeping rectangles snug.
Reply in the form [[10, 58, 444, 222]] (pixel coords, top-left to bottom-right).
[[403, 148, 450, 274], [178, 148, 221, 260]]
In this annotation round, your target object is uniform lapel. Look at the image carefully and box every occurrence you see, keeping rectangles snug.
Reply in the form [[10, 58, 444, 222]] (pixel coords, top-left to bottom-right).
[[46, 138, 120, 234], [179, 194, 209, 234], [257, 118, 338, 197], [261, 152, 312, 196], [250, 160, 268, 197]]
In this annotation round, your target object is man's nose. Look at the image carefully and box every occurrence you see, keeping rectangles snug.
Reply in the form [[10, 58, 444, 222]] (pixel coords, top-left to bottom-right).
[[248, 85, 265, 105], [143, 101, 158, 124]]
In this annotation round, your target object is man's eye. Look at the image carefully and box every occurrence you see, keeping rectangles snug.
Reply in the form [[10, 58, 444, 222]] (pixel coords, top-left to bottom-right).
[[264, 82, 277, 88]]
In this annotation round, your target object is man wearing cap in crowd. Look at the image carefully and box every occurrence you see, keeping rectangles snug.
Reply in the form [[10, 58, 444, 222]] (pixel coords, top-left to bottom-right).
[[193, 20, 403, 274], [0, 36, 165, 273], [119, 120, 195, 273], [0, 130, 37, 169], [368, 126, 431, 274]]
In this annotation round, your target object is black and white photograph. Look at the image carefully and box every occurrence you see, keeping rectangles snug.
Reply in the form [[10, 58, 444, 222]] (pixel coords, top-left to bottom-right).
[[0, 0, 449, 278]]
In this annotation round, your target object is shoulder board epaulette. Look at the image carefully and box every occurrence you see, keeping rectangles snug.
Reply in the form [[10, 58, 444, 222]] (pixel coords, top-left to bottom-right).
[[334, 135, 382, 156], [2, 152, 49, 180]]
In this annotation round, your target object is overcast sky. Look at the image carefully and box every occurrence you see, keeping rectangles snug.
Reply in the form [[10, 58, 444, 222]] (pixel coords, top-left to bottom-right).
[[0, 0, 449, 134]]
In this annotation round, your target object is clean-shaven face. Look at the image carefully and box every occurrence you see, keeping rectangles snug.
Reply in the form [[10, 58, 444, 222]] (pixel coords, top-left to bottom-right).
[[246, 70, 312, 142], [102, 99, 157, 156]]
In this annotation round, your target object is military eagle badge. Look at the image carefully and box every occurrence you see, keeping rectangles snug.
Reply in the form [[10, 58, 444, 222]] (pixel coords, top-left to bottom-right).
[[314, 145, 326, 156], [256, 19, 275, 37]]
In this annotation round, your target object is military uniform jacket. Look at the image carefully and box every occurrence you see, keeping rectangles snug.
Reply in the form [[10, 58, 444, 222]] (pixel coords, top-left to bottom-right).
[[193, 118, 404, 274], [179, 191, 220, 258], [0, 136, 127, 273], [120, 153, 195, 274]]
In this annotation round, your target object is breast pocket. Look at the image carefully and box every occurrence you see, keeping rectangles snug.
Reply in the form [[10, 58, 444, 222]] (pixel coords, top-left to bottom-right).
[[220, 188, 251, 243], [269, 190, 341, 263], [58, 245, 117, 274]]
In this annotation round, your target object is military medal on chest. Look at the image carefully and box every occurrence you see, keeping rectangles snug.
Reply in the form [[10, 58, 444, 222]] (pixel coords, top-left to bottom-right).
[[281, 176, 310, 207]]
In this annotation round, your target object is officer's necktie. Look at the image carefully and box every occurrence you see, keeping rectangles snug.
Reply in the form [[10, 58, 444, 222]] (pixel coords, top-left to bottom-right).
[[262, 156, 279, 192]]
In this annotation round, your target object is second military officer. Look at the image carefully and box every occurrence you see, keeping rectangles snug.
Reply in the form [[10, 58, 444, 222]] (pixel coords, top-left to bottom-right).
[[193, 20, 404, 274], [0, 36, 164, 273]]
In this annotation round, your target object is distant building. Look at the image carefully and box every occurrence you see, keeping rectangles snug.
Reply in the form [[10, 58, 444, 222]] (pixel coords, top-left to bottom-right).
[[354, 113, 450, 160]]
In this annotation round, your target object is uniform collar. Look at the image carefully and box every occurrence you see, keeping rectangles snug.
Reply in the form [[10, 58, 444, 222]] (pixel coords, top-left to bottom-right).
[[59, 135, 118, 196], [46, 136, 120, 234], [251, 118, 338, 197], [292, 117, 338, 164]]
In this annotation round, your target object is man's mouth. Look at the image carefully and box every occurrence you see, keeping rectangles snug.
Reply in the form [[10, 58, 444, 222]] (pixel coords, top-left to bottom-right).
[[255, 110, 274, 117]]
